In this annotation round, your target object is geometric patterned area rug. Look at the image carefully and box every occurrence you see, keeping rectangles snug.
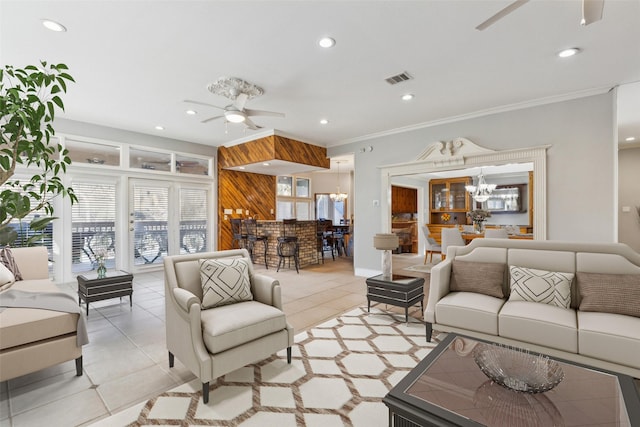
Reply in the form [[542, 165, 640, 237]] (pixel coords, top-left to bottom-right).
[[90, 307, 437, 426]]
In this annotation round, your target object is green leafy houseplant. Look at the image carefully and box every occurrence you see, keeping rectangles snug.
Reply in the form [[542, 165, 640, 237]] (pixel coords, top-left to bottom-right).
[[0, 61, 77, 246]]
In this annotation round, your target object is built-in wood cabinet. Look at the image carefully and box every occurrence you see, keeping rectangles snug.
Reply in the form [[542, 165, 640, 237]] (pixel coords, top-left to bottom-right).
[[392, 186, 417, 214], [429, 177, 472, 225]]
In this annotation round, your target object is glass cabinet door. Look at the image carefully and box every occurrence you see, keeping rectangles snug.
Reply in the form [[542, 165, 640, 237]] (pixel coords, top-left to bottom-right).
[[450, 182, 467, 210], [431, 183, 447, 210]]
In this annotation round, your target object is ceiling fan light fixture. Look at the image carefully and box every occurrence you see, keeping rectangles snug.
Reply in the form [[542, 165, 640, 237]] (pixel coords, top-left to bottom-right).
[[558, 48, 580, 58], [225, 110, 246, 123], [185, 109, 197, 115]]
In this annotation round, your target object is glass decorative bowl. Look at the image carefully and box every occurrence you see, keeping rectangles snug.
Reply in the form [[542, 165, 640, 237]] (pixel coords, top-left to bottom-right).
[[472, 343, 564, 393]]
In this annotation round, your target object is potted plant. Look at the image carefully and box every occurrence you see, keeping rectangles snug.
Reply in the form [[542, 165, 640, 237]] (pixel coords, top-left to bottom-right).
[[1, 61, 77, 246], [467, 209, 492, 234]]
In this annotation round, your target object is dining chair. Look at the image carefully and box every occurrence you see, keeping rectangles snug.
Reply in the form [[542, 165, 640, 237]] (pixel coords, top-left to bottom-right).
[[422, 226, 442, 264], [440, 228, 465, 260], [484, 228, 509, 239]]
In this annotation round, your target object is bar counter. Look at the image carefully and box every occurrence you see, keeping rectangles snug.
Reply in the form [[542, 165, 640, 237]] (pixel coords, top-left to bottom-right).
[[253, 220, 318, 269]]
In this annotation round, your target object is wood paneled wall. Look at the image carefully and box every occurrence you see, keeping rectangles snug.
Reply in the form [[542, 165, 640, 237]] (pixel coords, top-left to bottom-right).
[[218, 135, 330, 169], [217, 135, 329, 250], [218, 169, 276, 250]]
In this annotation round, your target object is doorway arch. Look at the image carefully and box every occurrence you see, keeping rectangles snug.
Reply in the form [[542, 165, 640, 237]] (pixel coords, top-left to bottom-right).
[[378, 138, 549, 240]]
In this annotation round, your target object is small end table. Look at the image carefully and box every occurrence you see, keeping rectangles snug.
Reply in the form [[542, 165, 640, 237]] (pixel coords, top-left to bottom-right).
[[77, 270, 134, 315], [366, 274, 424, 323]]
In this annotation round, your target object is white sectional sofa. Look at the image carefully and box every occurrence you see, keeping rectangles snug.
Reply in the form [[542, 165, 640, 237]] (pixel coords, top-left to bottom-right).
[[424, 238, 640, 378], [0, 247, 85, 381]]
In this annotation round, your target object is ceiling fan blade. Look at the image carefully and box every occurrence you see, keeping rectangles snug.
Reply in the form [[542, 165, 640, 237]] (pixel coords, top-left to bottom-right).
[[244, 117, 262, 130], [244, 108, 285, 118], [184, 99, 225, 110], [201, 115, 224, 124], [582, 0, 604, 25], [233, 93, 249, 110], [475, 0, 530, 31]]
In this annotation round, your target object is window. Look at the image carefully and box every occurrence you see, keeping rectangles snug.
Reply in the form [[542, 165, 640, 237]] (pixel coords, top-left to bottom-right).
[[315, 193, 347, 224], [277, 176, 293, 196], [276, 176, 312, 220], [66, 138, 121, 167], [71, 181, 117, 273], [0, 179, 54, 253]]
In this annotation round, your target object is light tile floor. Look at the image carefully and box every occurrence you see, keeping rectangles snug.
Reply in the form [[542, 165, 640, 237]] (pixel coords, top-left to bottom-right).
[[0, 253, 428, 427]]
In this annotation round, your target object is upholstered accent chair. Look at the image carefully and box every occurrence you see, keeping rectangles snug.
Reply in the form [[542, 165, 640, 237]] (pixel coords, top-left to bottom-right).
[[164, 249, 293, 403]]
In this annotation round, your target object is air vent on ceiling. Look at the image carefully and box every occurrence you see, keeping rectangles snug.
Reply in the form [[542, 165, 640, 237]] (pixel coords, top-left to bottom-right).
[[385, 71, 413, 85]]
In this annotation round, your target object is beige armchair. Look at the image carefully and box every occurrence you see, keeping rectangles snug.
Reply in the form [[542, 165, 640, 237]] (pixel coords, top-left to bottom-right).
[[164, 249, 293, 403]]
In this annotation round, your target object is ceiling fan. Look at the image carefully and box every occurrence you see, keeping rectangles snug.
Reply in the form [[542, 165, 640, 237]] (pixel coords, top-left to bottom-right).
[[476, 0, 604, 31], [185, 77, 285, 131]]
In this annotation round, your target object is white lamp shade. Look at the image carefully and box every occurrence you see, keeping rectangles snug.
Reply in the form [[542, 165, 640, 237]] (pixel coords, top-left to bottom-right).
[[373, 233, 399, 250]]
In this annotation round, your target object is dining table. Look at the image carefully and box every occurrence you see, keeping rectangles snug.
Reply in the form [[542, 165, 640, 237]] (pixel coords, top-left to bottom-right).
[[461, 232, 533, 243]]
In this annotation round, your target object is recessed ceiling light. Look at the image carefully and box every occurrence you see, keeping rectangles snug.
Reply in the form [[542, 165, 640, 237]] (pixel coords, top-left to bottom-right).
[[318, 37, 336, 48], [402, 94, 414, 101], [263, 162, 270, 166], [320, 119, 329, 125], [155, 126, 164, 131], [42, 19, 67, 32], [626, 137, 636, 142], [185, 109, 197, 115], [558, 48, 580, 58]]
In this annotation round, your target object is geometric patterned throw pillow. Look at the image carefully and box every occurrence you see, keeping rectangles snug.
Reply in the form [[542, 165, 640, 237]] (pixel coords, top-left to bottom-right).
[[0, 247, 23, 281], [509, 266, 574, 309], [200, 257, 253, 309]]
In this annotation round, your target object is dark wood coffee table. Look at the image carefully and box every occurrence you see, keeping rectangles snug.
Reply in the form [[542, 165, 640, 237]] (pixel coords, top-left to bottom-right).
[[77, 270, 134, 315], [384, 333, 640, 426], [366, 274, 424, 323]]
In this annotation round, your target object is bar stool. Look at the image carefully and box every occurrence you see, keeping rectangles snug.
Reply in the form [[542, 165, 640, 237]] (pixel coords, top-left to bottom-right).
[[230, 218, 246, 249], [277, 219, 299, 273], [244, 219, 268, 269], [316, 220, 335, 263]]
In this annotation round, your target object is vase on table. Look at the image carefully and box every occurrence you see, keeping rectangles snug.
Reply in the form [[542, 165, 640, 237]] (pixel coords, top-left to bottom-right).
[[474, 220, 485, 234], [97, 259, 107, 279]]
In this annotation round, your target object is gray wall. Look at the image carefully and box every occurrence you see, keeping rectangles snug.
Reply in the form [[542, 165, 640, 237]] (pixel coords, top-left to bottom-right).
[[329, 92, 617, 276], [618, 147, 640, 252]]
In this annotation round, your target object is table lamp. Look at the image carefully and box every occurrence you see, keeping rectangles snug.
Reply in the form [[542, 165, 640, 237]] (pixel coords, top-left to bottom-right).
[[373, 233, 399, 280]]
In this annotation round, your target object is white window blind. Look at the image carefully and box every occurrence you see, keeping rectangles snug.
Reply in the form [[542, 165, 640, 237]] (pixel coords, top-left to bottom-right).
[[71, 182, 117, 273], [179, 188, 208, 254]]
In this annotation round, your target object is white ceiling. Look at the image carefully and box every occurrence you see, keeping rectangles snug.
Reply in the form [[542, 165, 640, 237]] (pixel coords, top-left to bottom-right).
[[2, 1, 639, 153]]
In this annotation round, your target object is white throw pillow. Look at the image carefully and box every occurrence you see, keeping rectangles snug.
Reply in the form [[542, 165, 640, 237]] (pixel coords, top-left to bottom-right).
[[509, 266, 573, 308], [200, 258, 253, 309], [0, 262, 16, 290]]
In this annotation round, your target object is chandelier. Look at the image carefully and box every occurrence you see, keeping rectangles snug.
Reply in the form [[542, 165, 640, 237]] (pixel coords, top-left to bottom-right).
[[465, 169, 496, 203], [330, 161, 348, 202]]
